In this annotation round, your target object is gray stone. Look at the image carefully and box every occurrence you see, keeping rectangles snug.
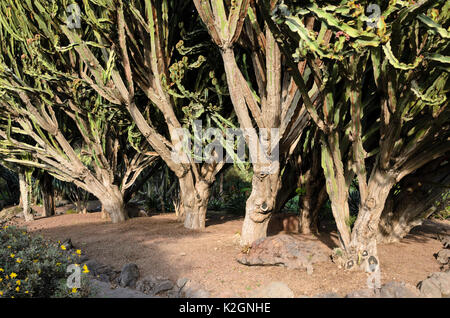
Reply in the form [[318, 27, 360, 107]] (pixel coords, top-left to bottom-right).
[[418, 271, 450, 298], [248, 282, 294, 298], [119, 263, 140, 288], [436, 249, 450, 265], [237, 234, 329, 271], [136, 275, 175, 296], [345, 288, 379, 298], [153, 280, 175, 295], [438, 234, 450, 249], [176, 277, 190, 289], [379, 281, 419, 298], [179, 280, 210, 298], [185, 288, 210, 298], [89, 279, 156, 298]]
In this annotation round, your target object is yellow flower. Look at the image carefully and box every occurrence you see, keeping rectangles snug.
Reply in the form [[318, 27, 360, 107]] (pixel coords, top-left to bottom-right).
[[16, 258, 22, 264], [10, 272, 17, 279], [0, 291, 3, 296], [15, 286, 20, 292], [76, 250, 81, 255], [25, 291, 29, 294], [71, 288, 78, 293], [0, 278, 2, 282], [16, 280, 21, 286], [10, 253, 15, 258], [33, 260, 38, 263], [56, 263, 61, 266], [0, 268, 4, 272], [7, 246, 11, 249], [61, 245, 66, 250], [82, 264, 89, 273]]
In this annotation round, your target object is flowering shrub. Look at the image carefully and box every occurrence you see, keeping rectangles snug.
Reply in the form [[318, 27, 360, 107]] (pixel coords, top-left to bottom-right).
[[0, 226, 91, 298]]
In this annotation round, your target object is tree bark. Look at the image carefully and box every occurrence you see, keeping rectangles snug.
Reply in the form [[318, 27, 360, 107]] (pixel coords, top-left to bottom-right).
[[179, 173, 211, 230], [41, 172, 55, 217], [345, 169, 396, 270], [378, 160, 450, 243], [299, 185, 327, 234], [240, 167, 282, 246], [18, 171, 33, 222], [96, 185, 127, 223]]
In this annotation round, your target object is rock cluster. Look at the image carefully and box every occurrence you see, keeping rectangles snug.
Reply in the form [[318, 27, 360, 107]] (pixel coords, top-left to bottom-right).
[[435, 234, 450, 271]]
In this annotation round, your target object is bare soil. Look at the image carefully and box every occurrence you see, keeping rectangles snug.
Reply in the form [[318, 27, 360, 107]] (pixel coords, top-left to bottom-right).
[[8, 210, 449, 297]]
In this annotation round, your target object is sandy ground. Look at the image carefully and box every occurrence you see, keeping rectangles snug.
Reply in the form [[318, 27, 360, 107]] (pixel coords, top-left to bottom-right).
[[8, 211, 449, 297]]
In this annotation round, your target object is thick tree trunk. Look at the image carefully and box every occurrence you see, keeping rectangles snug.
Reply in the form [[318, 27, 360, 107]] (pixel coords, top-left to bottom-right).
[[344, 169, 396, 270], [96, 185, 127, 223], [179, 174, 211, 230], [299, 186, 327, 234], [240, 168, 282, 246], [378, 160, 450, 243], [41, 172, 55, 217], [76, 200, 87, 214], [18, 171, 33, 222]]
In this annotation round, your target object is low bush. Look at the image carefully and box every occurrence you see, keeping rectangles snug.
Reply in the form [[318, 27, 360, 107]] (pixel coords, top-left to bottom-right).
[[0, 226, 91, 298]]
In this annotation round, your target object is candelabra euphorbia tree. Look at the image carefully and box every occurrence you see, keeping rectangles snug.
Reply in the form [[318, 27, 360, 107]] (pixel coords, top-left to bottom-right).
[[36, 0, 231, 229], [0, 1, 158, 223], [195, 0, 330, 245], [266, 0, 449, 270]]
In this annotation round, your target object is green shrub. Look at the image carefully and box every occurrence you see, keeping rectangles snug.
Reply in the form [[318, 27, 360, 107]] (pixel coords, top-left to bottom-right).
[[0, 226, 91, 298]]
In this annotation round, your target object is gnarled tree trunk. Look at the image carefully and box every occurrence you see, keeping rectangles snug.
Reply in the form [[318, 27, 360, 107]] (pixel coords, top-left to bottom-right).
[[240, 166, 282, 246], [41, 172, 55, 217], [179, 173, 211, 230], [95, 184, 127, 224], [344, 169, 396, 270], [299, 185, 327, 234], [18, 171, 33, 222], [378, 159, 450, 243]]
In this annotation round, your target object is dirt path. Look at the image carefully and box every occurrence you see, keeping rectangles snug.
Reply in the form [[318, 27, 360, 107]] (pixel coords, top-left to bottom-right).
[[10, 212, 448, 297]]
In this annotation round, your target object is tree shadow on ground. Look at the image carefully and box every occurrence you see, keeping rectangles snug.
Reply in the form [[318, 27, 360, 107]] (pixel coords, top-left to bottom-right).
[[19, 213, 211, 283]]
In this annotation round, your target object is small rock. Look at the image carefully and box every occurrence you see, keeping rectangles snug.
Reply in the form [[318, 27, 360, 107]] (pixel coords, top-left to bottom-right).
[[153, 280, 175, 295], [180, 280, 210, 298], [89, 278, 154, 298], [345, 288, 379, 298], [417, 271, 450, 298], [176, 277, 190, 289], [248, 282, 294, 298], [436, 249, 450, 265], [119, 263, 140, 288], [136, 276, 175, 296], [185, 288, 210, 298], [437, 234, 450, 249], [180, 252, 186, 256], [379, 282, 419, 298]]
